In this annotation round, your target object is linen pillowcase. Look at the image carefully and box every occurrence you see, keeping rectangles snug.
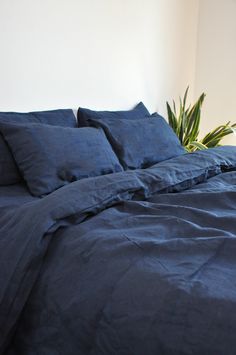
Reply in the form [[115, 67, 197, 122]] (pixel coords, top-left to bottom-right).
[[77, 102, 151, 127], [0, 109, 76, 186], [0, 121, 123, 196], [88, 114, 186, 169]]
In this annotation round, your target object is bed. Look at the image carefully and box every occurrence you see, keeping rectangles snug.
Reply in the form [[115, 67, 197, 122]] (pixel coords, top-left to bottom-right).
[[1, 106, 236, 355]]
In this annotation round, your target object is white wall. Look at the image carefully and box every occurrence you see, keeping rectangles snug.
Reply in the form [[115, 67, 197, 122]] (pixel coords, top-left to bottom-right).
[[0, 0, 199, 116], [195, 0, 236, 144]]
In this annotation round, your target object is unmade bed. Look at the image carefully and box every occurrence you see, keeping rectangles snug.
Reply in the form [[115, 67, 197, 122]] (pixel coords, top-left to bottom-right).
[[1, 106, 236, 355]]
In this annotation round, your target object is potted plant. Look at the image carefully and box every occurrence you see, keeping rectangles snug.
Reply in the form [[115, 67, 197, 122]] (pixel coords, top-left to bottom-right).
[[166, 87, 236, 152]]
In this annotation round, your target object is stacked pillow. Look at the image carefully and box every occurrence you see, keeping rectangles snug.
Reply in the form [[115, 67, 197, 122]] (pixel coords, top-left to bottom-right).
[[78, 105, 185, 170], [0, 121, 122, 196], [0, 104, 149, 196], [0, 102, 185, 197], [77, 102, 151, 126], [0, 109, 76, 185]]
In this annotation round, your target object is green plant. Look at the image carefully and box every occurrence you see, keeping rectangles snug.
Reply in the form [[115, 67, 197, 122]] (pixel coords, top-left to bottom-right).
[[166, 87, 236, 152]]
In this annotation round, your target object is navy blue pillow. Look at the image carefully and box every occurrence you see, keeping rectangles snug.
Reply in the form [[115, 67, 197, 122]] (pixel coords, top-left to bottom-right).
[[0, 109, 76, 186], [0, 122, 123, 196], [77, 102, 151, 127], [88, 114, 186, 169]]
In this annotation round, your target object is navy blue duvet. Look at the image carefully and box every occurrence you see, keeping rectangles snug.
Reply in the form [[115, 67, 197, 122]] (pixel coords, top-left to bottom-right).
[[1, 146, 236, 355]]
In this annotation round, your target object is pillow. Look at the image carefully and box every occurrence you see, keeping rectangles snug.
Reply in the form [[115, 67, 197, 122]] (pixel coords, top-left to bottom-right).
[[0, 109, 76, 186], [88, 114, 186, 169], [0, 122, 123, 196], [77, 102, 151, 127]]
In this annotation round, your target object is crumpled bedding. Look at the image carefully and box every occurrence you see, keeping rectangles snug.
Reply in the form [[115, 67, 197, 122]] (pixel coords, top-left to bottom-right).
[[1, 146, 236, 355], [0, 183, 38, 211]]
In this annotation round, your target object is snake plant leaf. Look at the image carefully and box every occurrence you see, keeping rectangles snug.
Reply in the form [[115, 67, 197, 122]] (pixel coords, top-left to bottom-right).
[[166, 101, 178, 133], [183, 93, 205, 146], [166, 88, 235, 152], [173, 100, 177, 115], [187, 141, 208, 151], [183, 86, 189, 110], [201, 123, 236, 147]]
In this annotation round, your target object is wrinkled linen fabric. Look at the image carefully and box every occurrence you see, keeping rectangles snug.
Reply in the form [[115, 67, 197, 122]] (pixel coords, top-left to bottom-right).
[[1, 146, 236, 355], [0, 183, 37, 211]]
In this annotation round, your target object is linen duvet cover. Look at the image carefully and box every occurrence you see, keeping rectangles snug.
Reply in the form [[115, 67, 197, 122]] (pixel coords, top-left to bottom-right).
[[1, 146, 236, 355]]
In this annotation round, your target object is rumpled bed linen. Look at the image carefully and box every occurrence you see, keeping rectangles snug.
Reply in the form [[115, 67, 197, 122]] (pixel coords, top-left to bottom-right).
[[0, 184, 38, 211], [1, 146, 236, 355]]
